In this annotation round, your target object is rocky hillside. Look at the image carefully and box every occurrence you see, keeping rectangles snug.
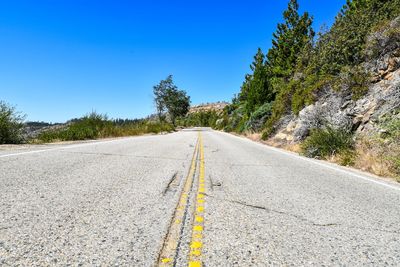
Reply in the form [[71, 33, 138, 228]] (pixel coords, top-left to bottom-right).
[[272, 17, 400, 144], [189, 102, 229, 114]]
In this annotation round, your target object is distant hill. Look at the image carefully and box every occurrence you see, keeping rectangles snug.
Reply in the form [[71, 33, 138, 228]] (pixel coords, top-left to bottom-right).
[[23, 121, 65, 139], [189, 101, 229, 114]]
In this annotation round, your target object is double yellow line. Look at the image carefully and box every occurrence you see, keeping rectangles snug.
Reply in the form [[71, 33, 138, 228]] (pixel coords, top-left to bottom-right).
[[157, 133, 206, 267], [188, 133, 205, 267]]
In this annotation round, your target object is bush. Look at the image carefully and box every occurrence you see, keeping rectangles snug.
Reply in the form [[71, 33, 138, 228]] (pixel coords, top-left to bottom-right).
[[0, 101, 25, 144], [301, 126, 354, 159], [245, 102, 273, 132], [145, 121, 175, 134], [38, 112, 113, 141]]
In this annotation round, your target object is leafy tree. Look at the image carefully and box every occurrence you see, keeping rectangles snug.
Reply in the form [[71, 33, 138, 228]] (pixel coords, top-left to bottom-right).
[[153, 75, 173, 121], [152, 75, 190, 125], [266, 0, 314, 91], [164, 87, 190, 125], [0, 101, 25, 144]]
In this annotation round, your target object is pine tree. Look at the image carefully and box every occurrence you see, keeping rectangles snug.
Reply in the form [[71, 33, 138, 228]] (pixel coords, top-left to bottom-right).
[[244, 48, 274, 115], [238, 74, 252, 103], [266, 0, 314, 92]]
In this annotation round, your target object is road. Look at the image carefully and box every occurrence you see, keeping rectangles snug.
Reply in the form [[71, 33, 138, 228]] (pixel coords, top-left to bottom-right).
[[1, 128, 400, 266]]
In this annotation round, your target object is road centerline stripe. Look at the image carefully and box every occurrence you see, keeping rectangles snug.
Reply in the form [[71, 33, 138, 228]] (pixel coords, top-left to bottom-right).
[[157, 136, 200, 266], [188, 133, 206, 267]]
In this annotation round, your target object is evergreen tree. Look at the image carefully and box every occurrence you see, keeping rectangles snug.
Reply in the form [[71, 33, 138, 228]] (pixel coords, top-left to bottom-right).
[[238, 74, 251, 103], [266, 0, 314, 91], [244, 48, 274, 115]]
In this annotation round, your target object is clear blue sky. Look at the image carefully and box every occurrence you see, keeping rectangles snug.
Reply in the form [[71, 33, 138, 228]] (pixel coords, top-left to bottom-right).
[[0, 0, 345, 122]]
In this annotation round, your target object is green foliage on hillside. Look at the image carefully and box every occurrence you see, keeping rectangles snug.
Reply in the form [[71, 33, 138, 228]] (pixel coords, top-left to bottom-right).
[[266, 0, 314, 91], [264, 0, 400, 136], [221, 0, 400, 139], [0, 101, 25, 144], [239, 49, 274, 116], [222, 0, 314, 135]]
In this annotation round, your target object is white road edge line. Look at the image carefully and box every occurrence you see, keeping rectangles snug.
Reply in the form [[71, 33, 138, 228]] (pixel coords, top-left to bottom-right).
[[217, 130, 400, 192], [0, 137, 140, 158]]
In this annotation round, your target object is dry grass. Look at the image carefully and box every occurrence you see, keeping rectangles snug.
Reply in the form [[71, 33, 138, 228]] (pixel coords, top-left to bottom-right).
[[353, 137, 398, 179], [244, 132, 262, 142], [284, 143, 303, 153]]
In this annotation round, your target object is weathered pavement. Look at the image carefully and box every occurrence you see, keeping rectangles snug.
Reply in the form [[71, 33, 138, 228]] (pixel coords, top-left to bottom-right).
[[1, 128, 400, 266]]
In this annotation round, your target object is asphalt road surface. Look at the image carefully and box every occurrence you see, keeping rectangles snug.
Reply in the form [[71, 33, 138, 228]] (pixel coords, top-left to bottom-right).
[[1, 128, 399, 266]]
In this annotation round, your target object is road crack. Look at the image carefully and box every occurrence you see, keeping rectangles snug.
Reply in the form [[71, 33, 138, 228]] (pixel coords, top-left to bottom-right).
[[203, 193, 340, 227], [204, 193, 400, 234]]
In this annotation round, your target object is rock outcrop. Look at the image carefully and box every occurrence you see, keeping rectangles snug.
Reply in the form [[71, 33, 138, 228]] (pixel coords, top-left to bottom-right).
[[189, 101, 229, 114], [270, 16, 400, 144]]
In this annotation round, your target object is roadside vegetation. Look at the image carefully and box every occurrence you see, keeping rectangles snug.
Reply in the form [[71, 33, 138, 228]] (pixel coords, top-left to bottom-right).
[[177, 110, 220, 128], [1, 76, 189, 144], [353, 112, 400, 181], [0, 101, 25, 144], [36, 112, 174, 143], [301, 126, 356, 166], [0, 104, 175, 144]]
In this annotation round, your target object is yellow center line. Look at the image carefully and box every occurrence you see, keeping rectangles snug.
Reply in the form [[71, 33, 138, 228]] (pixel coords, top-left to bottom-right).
[[157, 136, 200, 266], [188, 132, 206, 267]]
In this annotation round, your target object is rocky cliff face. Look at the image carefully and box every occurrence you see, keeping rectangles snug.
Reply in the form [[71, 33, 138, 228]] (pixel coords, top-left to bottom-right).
[[270, 17, 400, 145]]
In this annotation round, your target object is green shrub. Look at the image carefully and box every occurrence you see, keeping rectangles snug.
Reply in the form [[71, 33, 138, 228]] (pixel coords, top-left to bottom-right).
[[0, 101, 25, 144], [301, 126, 354, 159], [245, 102, 273, 132], [230, 106, 248, 133], [145, 121, 175, 133]]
